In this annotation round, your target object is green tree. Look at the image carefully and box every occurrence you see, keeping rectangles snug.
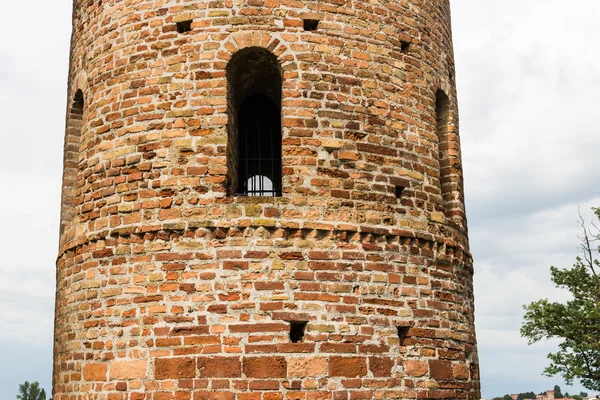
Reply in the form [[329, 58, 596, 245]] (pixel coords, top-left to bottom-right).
[[521, 208, 600, 391], [555, 385, 564, 398], [503, 395, 513, 400], [518, 392, 536, 400], [16, 381, 46, 400]]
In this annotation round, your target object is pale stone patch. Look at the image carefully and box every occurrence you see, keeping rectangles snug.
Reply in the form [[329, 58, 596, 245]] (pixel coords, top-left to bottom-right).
[[109, 360, 147, 380]]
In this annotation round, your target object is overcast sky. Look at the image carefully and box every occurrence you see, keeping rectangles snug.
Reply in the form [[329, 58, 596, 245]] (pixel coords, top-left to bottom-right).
[[1, 1, 599, 398]]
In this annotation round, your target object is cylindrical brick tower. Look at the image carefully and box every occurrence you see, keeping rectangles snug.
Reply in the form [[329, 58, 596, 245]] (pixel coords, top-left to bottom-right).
[[55, 0, 480, 399]]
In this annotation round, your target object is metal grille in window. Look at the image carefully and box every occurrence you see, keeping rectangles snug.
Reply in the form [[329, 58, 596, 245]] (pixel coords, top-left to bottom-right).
[[237, 94, 282, 197]]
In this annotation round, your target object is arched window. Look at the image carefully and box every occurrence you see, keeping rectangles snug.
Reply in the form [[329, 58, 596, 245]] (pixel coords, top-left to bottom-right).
[[435, 90, 451, 210], [72, 90, 84, 115], [60, 89, 84, 234], [226, 47, 282, 197], [435, 89, 464, 219]]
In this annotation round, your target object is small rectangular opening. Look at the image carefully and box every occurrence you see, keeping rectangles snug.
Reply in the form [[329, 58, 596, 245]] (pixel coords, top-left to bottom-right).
[[303, 19, 320, 32], [290, 322, 308, 343], [401, 41, 411, 53], [395, 186, 406, 199], [397, 326, 409, 345], [176, 20, 193, 33]]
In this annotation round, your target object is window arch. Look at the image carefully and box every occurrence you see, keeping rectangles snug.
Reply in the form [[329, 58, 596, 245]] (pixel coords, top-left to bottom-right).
[[226, 47, 282, 197], [60, 89, 84, 234]]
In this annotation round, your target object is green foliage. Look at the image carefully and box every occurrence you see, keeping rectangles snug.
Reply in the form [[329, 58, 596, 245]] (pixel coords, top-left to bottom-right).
[[555, 385, 564, 398], [503, 395, 513, 400], [521, 208, 600, 391], [518, 392, 536, 399], [16, 381, 46, 400], [572, 395, 583, 400]]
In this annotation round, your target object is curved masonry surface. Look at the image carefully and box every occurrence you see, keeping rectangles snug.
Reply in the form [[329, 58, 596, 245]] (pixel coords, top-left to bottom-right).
[[55, 0, 480, 399]]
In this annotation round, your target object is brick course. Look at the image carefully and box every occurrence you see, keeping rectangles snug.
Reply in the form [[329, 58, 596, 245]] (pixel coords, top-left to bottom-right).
[[54, 0, 480, 399]]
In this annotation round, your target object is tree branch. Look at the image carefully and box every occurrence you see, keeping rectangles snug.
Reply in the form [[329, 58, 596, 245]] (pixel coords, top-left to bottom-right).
[[578, 209, 600, 302]]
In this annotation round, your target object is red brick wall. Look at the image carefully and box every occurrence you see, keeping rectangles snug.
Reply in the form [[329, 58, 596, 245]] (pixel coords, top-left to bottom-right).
[[54, 0, 480, 399]]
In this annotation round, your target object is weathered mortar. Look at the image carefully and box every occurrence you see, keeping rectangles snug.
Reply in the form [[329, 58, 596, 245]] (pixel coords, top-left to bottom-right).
[[54, 0, 480, 399]]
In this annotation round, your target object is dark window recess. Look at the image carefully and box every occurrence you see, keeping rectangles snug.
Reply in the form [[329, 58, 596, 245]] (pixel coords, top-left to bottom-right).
[[237, 94, 282, 197], [73, 89, 84, 113], [436, 90, 450, 160], [395, 186, 406, 199], [401, 41, 411, 53], [226, 47, 282, 197], [303, 19, 320, 31], [290, 322, 308, 343], [397, 326, 410, 345], [176, 20, 193, 33]]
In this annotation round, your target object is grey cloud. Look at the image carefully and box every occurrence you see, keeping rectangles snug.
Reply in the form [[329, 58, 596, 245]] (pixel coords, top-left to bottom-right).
[[0, 82, 67, 173], [0, 51, 17, 81], [453, 0, 600, 396], [0, 0, 71, 174], [0, 342, 53, 398], [459, 34, 600, 222]]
